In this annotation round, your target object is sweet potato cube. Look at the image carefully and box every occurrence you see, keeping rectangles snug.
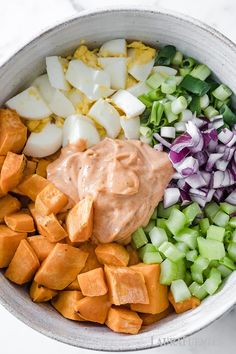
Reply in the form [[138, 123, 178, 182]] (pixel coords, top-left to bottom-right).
[[168, 292, 200, 314], [66, 196, 93, 243], [36, 159, 51, 178], [24, 160, 37, 176], [28, 235, 56, 262], [0, 156, 5, 170], [106, 307, 142, 335], [131, 263, 169, 314], [95, 243, 129, 267], [5, 239, 40, 284], [0, 195, 21, 221], [0, 225, 27, 268], [0, 152, 26, 193], [79, 242, 101, 274], [0, 109, 27, 155], [34, 243, 88, 290], [4, 212, 35, 233], [104, 265, 149, 305], [17, 174, 50, 201], [127, 245, 140, 266], [75, 294, 111, 324], [30, 281, 57, 302], [66, 278, 81, 290], [35, 184, 68, 216], [52, 291, 84, 321], [78, 268, 108, 297], [139, 307, 172, 326]]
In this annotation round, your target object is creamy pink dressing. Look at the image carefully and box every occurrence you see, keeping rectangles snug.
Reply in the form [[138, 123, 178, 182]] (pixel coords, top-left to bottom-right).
[[47, 138, 174, 244]]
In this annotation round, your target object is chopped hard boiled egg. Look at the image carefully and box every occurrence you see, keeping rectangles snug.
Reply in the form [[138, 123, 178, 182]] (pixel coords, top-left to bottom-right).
[[88, 99, 121, 139], [128, 58, 155, 82], [63, 114, 100, 148], [46, 56, 70, 91], [49, 90, 75, 118], [6, 86, 51, 120], [98, 57, 127, 90], [99, 39, 127, 57], [111, 90, 146, 118], [73, 45, 99, 68], [64, 88, 83, 107], [33, 74, 55, 102], [152, 66, 177, 76], [120, 116, 140, 140], [23, 122, 62, 157], [127, 81, 150, 97]]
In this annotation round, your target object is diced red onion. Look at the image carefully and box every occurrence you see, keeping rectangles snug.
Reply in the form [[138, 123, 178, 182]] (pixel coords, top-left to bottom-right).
[[206, 189, 216, 202], [194, 151, 208, 166], [206, 153, 224, 172], [190, 194, 207, 207], [214, 188, 224, 202], [227, 134, 236, 147], [213, 171, 225, 188], [185, 173, 207, 189], [154, 143, 163, 151], [169, 148, 190, 164], [226, 191, 236, 205], [177, 179, 190, 192], [192, 117, 207, 128], [201, 171, 211, 186], [215, 159, 229, 171], [172, 172, 183, 179], [153, 132, 171, 148], [189, 188, 206, 197], [218, 128, 234, 144], [212, 119, 224, 130], [163, 188, 180, 208], [180, 190, 191, 205], [176, 156, 199, 177]]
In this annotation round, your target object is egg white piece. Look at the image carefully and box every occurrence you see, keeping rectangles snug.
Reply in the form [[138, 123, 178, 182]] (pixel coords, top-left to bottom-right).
[[98, 57, 127, 90], [89, 99, 121, 138], [64, 88, 83, 107], [46, 56, 70, 91], [23, 122, 62, 157], [99, 39, 127, 57], [49, 90, 75, 118], [63, 114, 100, 148], [120, 116, 140, 140], [32, 74, 55, 103], [6, 86, 52, 120], [127, 81, 150, 97], [128, 59, 155, 82], [111, 90, 145, 118], [152, 66, 177, 76]]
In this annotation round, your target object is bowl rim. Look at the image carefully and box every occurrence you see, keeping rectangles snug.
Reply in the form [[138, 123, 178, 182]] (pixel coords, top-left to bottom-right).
[[0, 6, 236, 352]]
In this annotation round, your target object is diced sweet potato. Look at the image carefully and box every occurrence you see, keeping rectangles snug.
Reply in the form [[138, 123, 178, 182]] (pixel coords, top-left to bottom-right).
[[24, 160, 37, 176], [17, 174, 50, 201], [52, 291, 84, 321], [79, 242, 102, 274], [75, 294, 111, 324], [57, 212, 68, 223], [29, 204, 67, 242], [35, 184, 68, 216], [34, 243, 88, 290], [66, 196, 93, 243], [95, 243, 129, 267], [168, 292, 200, 314], [104, 265, 149, 305], [0, 152, 26, 193], [0, 194, 21, 221], [0, 225, 27, 268], [4, 212, 35, 232], [30, 281, 57, 302], [139, 307, 173, 326], [66, 278, 81, 290], [5, 239, 40, 284], [105, 307, 142, 335], [0, 109, 27, 155], [127, 245, 140, 266], [28, 235, 56, 262], [36, 159, 51, 178], [130, 264, 169, 314], [0, 156, 5, 170], [78, 268, 108, 297]]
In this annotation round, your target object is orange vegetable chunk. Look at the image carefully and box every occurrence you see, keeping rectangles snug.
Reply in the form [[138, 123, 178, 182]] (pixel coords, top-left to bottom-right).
[[52, 291, 84, 321], [75, 294, 111, 324], [0, 156, 5, 170], [0, 194, 21, 221], [0, 225, 27, 268], [104, 265, 149, 305], [36, 159, 51, 178], [66, 278, 81, 291], [35, 183, 68, 216], [5, 239, 40, 284], [127, 245, 140, 266], [24, 160, 37, 176], [106, 307, 142, 334], [78, 268, 108, 297], [28, 235, 56, 262], [168, 292, 200, 314], [66, 196, 93, 243], [30, 281, 57, 302], [131, 263, 169, 314], [79, 242, 101, 273], [17, 174, 50, 201], [0, 152, 26, 193], [34, 243, 88, 290], [0, 109, 27, 155], [140, 307, 172, 325], [95, 243, 129, 266], [4, 212, 35, 233]]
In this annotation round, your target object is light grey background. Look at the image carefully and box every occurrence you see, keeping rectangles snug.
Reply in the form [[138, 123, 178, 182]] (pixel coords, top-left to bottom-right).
[[0, 1, 236, 353]]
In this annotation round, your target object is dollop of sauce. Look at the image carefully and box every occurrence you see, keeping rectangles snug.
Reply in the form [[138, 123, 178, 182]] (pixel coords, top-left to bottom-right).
[[47, 138, 174, 244]]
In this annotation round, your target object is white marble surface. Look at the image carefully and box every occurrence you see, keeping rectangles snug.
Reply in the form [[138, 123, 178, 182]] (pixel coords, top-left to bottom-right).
[[0, 0, 236, 353]]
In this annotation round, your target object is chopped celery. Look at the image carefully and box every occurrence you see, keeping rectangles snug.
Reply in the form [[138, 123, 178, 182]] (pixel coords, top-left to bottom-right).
[[205, 202, 220, 221], [191, 256, 209, 284], [182, 202, 202, 224], [220, 202, 236, 215], [217, 264, 233, 278], [156, 218, 172, 237], [207, 225, 225, 242], [229, 217, 236, 228], [159, 241, 185, 262], [232, 230, 236, 242], [151, 208, 157, 220], [174, 228, 198, 249], [143, 219, 156, 233], [166, 209, 186, 235], [132, 228, 148, 249], [197, 237, 226, 260], [228, 242, 236, 261], [185, 271, 193, 286], [157, 202, 180, 219], [203, 268, 221, 295], [213, 210, 229, 227], [186, 250, 198, 262], [175, 242, 189, 254], [189, 281, 208, 300], [143, 251, 163, 264], [175, 259, 186, 280], [138, 243, 156, 260], [219, 256, 236, 270], [199, 218, 210, 234], [170, 279, 191, 302], [149, 227, 168, 248], [160, 259, 178, 285]]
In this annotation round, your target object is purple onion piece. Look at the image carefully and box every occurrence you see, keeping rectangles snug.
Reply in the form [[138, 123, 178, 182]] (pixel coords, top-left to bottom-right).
[[206, 153, 224, 172], [153, 133, 171, 149], [163, 188, 180, 208], [226, 191, 236, 205]]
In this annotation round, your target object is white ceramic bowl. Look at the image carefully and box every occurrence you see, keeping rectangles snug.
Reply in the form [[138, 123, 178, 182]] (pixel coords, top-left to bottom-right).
[[0, 7, 236, 352]]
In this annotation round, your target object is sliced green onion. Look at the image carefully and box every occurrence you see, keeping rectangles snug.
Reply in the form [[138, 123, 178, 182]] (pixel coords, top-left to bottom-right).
[[185, 271, 193, 286], [174, 228, 198, 250], [212, 84, 232, 101], [147, 89, 164, 102], [197, 237, 226, 260], [149, 227, 168, 248], [199, 94, 210, 109], [189, 281, 208, 300], [205, 202, 220, 221], [160, 258, 178, 285], [207, 225, 225, 242], [159, 241, 185, 262], [163, 101, 178, 123], [146, 72, 168, 89], [179, 68, 191, 77], [174, 76, 184, 85], [219, 104, 236, 126], [228, 242, 236, 261], [190, 64, 211, 81], [150, 101, 164, 125], [229, 217, 236, 228], [204, 105, 219, 118], [180, 75, 210, 96], [171, 51, 183, 66], [170, 279, 191, 302], [171, 96, 188, 114], [220, 202, 236, 215], [212, 210, 229, 227], [132, 227, 148, 249], [232, 230, 236, 242], [166, 209, 186, 235], [138, 94, 153, 107], [161, 77, 176, 94], [160, 126, 176, 139], [143, 219, 156, 233], [155, 45, 176, 66], [189, 95, 201, 115], [181, 57, 196, 69], [143, 251, 163, 264], [199, 218, 210, 234], [215, 98, 230, 110], [182, 202, 202, 224], [157, 202, 180, 219], [151, 208, 157, 220], [186, 250, 198, 262], [203, 268, 221, 295]]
